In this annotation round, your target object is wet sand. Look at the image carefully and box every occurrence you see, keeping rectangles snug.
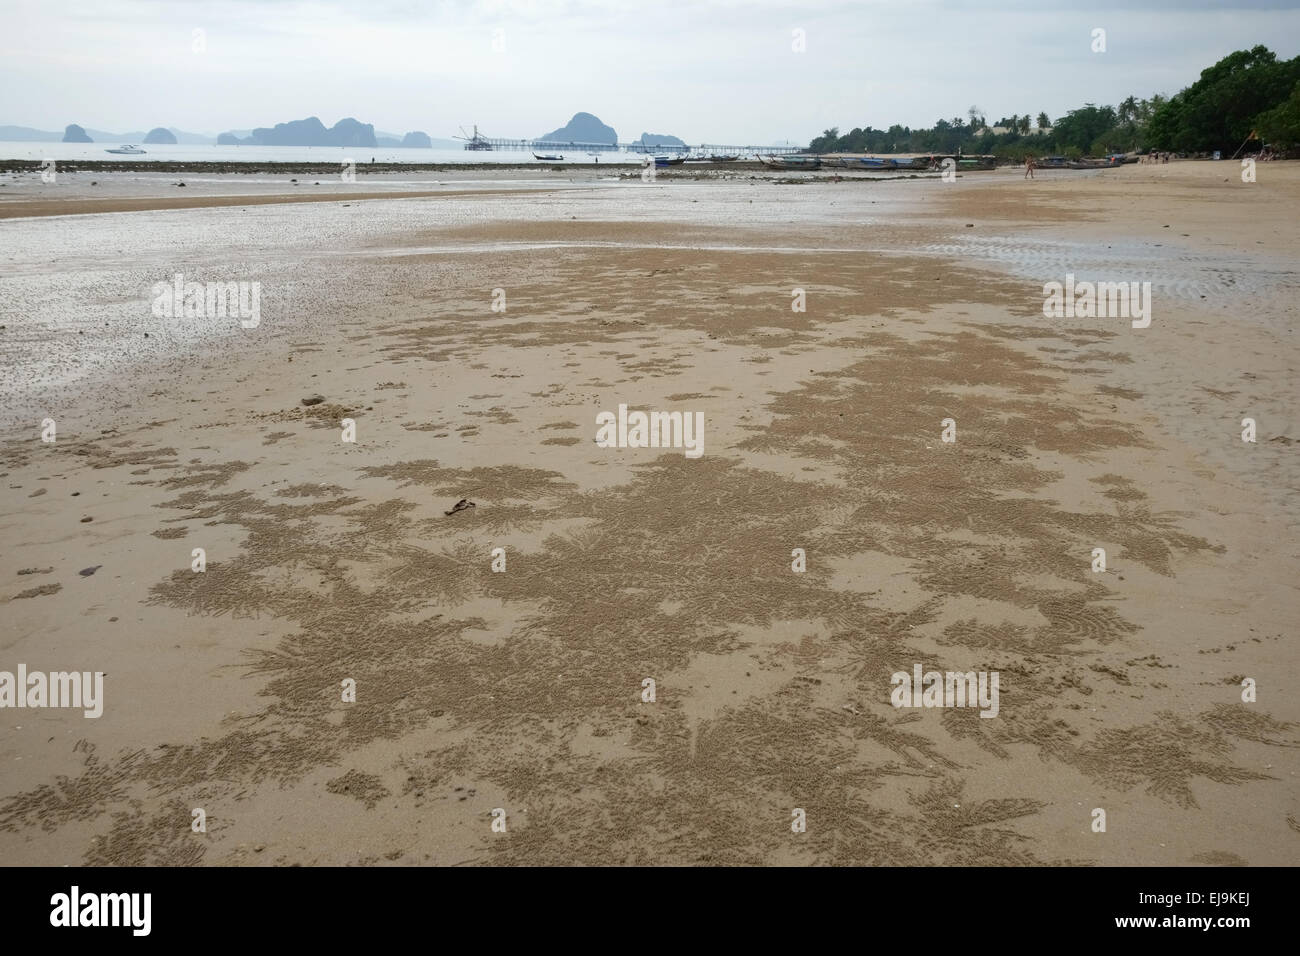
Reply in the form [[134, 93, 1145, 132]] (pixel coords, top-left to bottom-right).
[[0, 162, 1296, 865], [0, 188, 584, 221], [0, 161, 932, 220]]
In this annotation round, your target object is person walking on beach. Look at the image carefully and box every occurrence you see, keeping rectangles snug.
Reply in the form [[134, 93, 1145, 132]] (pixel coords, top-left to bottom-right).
[[1024, 154, 1035, 179]]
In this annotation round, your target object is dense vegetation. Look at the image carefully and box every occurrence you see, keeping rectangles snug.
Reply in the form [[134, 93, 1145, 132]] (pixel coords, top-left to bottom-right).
[[809, 46, 1300, 157]]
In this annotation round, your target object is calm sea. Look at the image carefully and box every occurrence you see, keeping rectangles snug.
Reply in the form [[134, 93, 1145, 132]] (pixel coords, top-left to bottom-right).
[[0, 142, 653, 164]]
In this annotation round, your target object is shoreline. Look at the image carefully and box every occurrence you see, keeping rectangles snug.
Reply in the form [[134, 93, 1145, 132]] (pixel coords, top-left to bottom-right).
[[0, 158, 743, 174], [0, 186, 586, 221]]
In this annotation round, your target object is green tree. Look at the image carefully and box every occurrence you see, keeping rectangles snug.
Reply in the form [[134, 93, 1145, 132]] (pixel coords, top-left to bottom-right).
[[1054, 103, 1118, 154], [1147, 46, 1300, 152], [808, 126, 841, 152], [801, 47, 1297, 159], [1255, 80, 1300, 147]]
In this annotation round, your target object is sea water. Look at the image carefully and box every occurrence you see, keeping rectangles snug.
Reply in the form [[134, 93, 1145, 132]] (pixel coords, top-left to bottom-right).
[[0, 142, 637, 164]]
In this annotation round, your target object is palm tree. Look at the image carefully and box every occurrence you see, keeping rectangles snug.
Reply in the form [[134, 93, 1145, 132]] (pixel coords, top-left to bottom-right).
[[1008, 113, 1018, 134], [968, 105, 983, 129], [1118, 96, 1138, 125], [1018, 115, 1031, 134], [1037, 111, 1050, 129]]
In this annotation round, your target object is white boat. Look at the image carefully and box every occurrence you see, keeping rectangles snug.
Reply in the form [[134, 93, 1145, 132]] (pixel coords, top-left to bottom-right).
[[104, 145, 147, 155]]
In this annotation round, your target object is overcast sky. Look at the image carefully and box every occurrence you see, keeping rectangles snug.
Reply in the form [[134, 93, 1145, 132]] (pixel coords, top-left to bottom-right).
[[3, 0, 1299, 143]]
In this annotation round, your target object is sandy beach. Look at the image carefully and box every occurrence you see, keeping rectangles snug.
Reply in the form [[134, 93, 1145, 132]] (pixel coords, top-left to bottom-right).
[[0, 161, 1296, 866]]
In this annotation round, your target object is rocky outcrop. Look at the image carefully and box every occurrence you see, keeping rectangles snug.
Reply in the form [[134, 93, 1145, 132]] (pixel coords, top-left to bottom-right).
[[62, 124, 92, 143], [639, 132, 685, 147], [376, 131, 434, 148], [537, 112, 617, 145], [218, 117, 378, 148]]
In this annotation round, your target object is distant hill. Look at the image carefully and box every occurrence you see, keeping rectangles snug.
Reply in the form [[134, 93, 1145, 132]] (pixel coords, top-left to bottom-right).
[[163, 127, 217, 145], [62, 124, 92, 143], [0, 125, 214, 144], [375, 131, 435, 148], [537, 112, 617, 145], [638, 132, 685, 147], [3, 119, 467, 150], [375, 130, 460, 149], [84, 128, 146, 142], [88, 127, 212, 144], [219, 117, 377, 148], [0, 125, 62, 142]]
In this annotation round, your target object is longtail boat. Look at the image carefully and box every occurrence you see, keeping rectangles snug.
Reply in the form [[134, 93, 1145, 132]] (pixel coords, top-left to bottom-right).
[[758, 155, 821, 170]]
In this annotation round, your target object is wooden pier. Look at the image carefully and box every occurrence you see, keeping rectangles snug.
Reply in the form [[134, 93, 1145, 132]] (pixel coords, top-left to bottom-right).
[[465, 136, 803, 156]]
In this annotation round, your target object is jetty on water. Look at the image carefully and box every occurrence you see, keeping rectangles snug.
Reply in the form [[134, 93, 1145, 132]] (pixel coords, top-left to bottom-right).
[[456, 126, 803, 156]]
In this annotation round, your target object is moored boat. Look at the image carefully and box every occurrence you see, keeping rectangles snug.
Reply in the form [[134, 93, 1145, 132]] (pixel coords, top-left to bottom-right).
[[104, 145, 146, 155], [654, 155, 687, 167], [757, 155, 821, 170], [532, 153, 564, 161]]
